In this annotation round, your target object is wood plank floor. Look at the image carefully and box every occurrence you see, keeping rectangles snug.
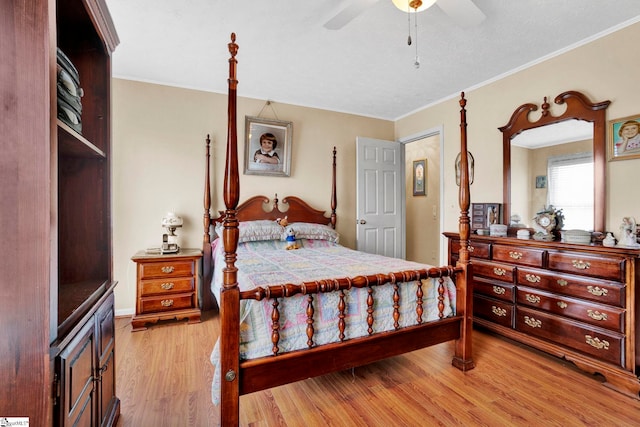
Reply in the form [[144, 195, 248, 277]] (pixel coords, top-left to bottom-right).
[[115, 310, 640, 426]]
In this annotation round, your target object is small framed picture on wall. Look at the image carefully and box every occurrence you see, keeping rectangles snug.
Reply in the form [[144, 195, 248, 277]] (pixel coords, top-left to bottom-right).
[[535, 175, 547, 189], [413, 159, 426, 196], [608, 115, 640, 161]]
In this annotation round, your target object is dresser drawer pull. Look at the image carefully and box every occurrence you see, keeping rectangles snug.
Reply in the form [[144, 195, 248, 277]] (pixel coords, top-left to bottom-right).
[[468, 245, 475, 253], [587, 286, 608, 297], [571, 260, 591, 270], [557, 301, 568, 309], [524, 316, 541, 328], [492, 286, 506, 295], [557, 279, 568, 286], [525, 294, 540, 304], [525, 274, 541, 283], [161, 266, 175, 274], [161, 299, 174, 307], [587, 310, 608, 321], [491, 306, 507, 317], [585, 335, 609, 350], [493, 268, 506, 276], [161, 282, 175, 290], [509, 251, 523, 260]]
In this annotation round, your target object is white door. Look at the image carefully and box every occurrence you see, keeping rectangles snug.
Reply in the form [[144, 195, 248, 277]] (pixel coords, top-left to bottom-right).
[[356, 137, 404, 258]]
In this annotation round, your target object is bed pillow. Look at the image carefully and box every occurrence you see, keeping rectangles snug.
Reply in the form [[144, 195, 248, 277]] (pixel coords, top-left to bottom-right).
[[287, 222, 339, 243], [215, 220, 284, 243]]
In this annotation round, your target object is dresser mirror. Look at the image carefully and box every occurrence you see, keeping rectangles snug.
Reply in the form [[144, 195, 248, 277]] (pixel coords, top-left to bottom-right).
[[500, 91, 610, 233]]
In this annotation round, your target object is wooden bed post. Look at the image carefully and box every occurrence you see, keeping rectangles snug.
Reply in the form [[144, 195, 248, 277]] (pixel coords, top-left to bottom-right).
[[331, 146, 337, 229], [202, 135, 215, 310], [452, 92, 475, 371], [220, 33, 241, 426]]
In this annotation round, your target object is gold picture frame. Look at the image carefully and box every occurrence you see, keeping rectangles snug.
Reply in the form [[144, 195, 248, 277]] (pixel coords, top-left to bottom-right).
[[608, 114, 640, 161]]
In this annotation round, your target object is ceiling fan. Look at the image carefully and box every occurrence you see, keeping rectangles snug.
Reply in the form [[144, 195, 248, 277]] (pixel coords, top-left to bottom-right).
[[324, 0, 486, 30]]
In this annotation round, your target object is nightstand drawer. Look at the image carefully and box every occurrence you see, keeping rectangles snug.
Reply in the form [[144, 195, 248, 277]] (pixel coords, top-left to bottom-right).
[[139, 277, 194, 297], [138, 293, 195, 314], [139, 260, 194, 279]]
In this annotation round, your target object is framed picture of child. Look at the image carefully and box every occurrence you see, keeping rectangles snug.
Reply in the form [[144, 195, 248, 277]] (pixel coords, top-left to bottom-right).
[[244, 116, 293, 176], [608, 115, 640, 161]]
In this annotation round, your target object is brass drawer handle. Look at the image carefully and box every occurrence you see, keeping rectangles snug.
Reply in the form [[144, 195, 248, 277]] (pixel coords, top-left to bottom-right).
[[572, 260, 591, 270], [557, 279, 568, 286], [557, 301, 568, 309], [587, 310, 608, 321], [525, 294, 540, 304], [161, 299, 174, 307], [493, 267, 506, 276], [161, 282, 175, 290], [491, 306, 507, 317], [161, 266, 175, 274], [524, 316, 541, 328], [468, 245, 475, 253], [525, 274, 540, 283], [492, 286, 506, 295], [585, 335, 609, 350], [509, 251, 523, 260], [587, 286, 608, 297]]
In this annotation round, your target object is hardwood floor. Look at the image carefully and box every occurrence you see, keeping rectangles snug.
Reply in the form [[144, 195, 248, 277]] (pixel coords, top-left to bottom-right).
[[115, 311, 640, 426]]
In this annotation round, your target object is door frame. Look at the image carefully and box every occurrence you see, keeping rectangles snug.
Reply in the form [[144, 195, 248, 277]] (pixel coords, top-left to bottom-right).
[[398, 125, 446, 265]]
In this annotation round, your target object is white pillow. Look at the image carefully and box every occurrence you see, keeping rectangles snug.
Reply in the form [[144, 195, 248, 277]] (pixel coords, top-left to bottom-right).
[[215, 220, 284, 243], [286, 222, 339, 243]]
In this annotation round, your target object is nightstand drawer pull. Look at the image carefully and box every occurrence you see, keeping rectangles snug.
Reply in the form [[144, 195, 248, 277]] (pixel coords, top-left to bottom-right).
[[587, 286, 608, 297], [509, 251, 523, 260], [557, 279, 568, 286], [161, 299, 174, 307], [525, 274, 540, 283], [492, 286, 506, 295], [161, 282, 175, 290], [585, 335, 609, 350], [525, 294, 540, 304], [572, 260, 590, 270], [491, 306, 507, 317], [557, 301, 568, 309], [493, 268, 506, 276], [587, 310, 608, 321], [524, 316, 541, 328], [161, 266, 175, 274]]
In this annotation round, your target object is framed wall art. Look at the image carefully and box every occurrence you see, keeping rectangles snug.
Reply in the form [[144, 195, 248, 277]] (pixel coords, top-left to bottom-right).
[[412, 159, 426, 196], [244, 116, 293, 176], [608, 115, 640, 161], [535, 175, 547, 189]]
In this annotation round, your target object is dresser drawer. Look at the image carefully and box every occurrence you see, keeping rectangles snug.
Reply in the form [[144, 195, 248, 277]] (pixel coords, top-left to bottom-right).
[[138, 293, 195, 314], [474, 277, 515, 302], [473, 260, 514, 283], [547, 252, 624, 281], [516, 286, 624, 332], [139, 277, 195, 297], [493, 244, 544, 267], [473, 294, 514, 328], [516, 267, 625, 307], [516, 307, 623, 367], [138, 259, 195, 279], [451, 239, 491, 259]]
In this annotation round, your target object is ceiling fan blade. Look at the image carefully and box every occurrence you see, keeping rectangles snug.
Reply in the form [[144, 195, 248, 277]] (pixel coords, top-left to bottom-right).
[[324, 0, 380, 30], [436, 0, 486, 27]]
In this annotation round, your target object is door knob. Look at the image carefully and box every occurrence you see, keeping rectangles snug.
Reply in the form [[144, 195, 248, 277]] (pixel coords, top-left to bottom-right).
[[357, 219, 366, 224]]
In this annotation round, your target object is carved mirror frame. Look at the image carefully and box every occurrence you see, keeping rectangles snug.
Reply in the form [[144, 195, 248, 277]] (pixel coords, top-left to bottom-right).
[[500, 91, 610, 233]]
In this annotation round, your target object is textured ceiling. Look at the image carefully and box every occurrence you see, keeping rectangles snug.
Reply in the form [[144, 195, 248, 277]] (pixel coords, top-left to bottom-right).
[[106, 0, 640, 120]]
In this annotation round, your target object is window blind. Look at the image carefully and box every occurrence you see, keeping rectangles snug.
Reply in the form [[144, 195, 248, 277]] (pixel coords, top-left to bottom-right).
[[547, 152, 593, 230]]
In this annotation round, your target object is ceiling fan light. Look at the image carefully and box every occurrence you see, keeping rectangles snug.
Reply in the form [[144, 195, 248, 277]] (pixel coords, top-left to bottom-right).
[[392, 0, 437, 13]]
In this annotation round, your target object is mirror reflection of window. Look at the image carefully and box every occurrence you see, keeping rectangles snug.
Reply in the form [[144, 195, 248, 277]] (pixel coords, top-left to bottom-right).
[[547, 152, 594, 230]]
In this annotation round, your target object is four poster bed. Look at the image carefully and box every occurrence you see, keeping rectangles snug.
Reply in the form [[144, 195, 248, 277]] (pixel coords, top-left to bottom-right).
[[204, 34, 474, 426]]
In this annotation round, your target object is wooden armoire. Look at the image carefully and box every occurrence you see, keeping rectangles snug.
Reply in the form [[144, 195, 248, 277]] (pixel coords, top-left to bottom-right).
[[1, 0, 120, 425]]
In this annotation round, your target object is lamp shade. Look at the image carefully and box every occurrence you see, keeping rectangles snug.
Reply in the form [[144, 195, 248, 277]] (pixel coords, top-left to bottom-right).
[[392, 0, 437, 13], [161, 212, 183, 228]]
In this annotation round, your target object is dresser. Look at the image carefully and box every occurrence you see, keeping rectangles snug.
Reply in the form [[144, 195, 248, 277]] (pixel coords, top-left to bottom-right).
[[445, 232, 640, 398], [131, 249, 203, 331]]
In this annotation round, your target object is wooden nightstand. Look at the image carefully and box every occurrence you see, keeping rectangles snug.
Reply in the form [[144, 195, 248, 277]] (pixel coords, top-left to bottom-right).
[[131, 248, 202, 331]]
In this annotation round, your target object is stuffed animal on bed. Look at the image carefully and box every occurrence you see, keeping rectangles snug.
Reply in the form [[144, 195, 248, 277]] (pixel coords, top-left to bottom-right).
[[284, 225, 299, 250]]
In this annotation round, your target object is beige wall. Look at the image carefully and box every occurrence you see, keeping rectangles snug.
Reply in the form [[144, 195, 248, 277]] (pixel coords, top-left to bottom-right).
[[394, 21, 640, 239], [112, 81, 393, 313], [112, 21, 640, 314]]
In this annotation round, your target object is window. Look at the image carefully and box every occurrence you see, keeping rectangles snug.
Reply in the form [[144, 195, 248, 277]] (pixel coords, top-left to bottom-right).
[[547, 152, 593, 230]]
